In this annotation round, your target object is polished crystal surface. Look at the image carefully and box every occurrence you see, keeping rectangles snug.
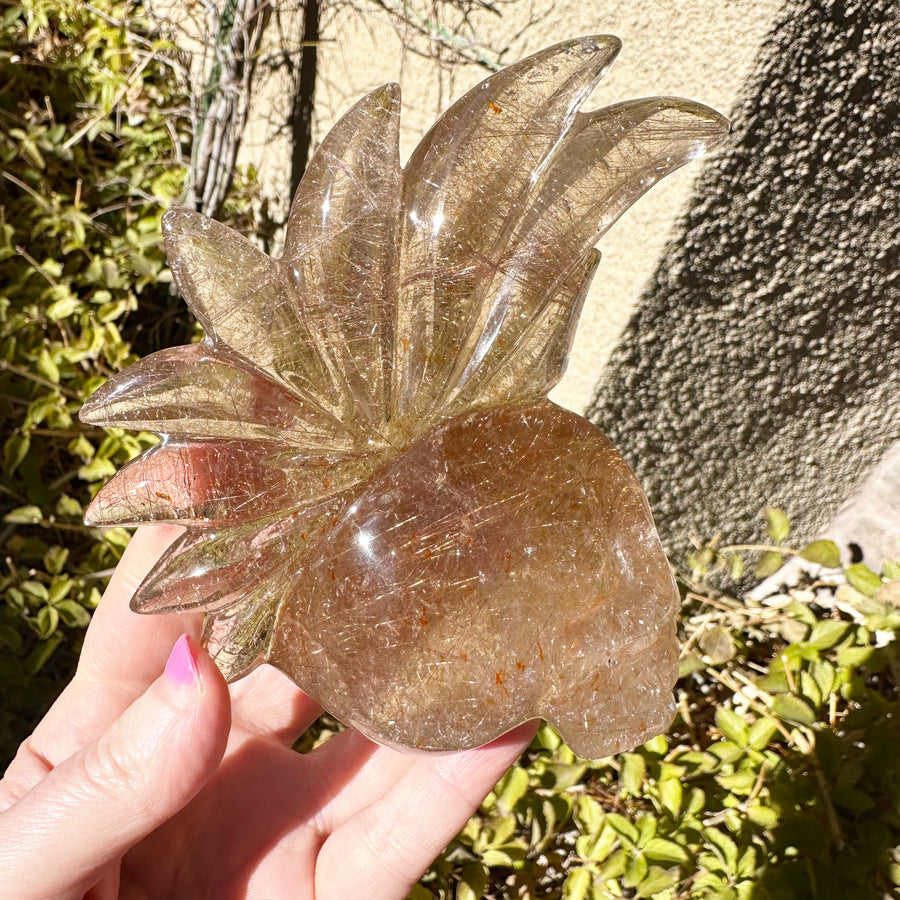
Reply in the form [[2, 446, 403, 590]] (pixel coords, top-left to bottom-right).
[[81, 36, 728, 758]]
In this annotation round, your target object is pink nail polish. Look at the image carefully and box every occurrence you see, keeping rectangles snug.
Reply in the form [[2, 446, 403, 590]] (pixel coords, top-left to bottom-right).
[[165, 634, 199, 686]]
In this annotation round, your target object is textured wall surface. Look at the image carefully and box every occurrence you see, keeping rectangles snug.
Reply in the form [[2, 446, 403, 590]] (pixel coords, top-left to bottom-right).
[[589, 0, 900, 563]]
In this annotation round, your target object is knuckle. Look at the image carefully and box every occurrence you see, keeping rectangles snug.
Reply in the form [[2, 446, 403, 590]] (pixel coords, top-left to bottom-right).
[[79, 732, 158, 819]]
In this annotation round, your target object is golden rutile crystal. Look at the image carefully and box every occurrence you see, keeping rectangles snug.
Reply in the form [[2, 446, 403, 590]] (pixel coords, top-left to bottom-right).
[[81, 36, 728, 758]]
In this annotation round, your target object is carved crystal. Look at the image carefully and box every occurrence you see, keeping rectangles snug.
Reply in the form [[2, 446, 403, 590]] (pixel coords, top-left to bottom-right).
[[81, 36, 728, 758]]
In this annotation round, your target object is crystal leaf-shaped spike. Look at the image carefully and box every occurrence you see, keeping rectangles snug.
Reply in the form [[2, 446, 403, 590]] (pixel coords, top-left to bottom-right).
[[394, 36, 621, 428], [444, 248, 602, 413], [163, 211, 344, 415], [80, 343, 357, 450], [440, 97, 729, 411], [84, 438, 381, 527], [284, 85, 401, 430], [202, 580, 284, 682], [130, 491, 347, 615]]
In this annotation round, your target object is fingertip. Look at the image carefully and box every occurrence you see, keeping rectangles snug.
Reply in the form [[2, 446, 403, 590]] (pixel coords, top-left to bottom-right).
[[165, 632, 200, 684], [159, 633, 232, 750]]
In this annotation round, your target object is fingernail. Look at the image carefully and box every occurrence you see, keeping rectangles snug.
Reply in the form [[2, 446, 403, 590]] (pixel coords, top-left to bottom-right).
[[165, 634, 199, 687]]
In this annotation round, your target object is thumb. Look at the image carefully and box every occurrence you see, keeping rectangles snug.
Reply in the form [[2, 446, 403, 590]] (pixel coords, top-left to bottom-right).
[[0, 635, 230, 900]]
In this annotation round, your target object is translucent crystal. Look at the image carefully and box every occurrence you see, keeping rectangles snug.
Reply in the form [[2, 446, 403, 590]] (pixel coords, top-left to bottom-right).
[[81, 36, 728, 758]]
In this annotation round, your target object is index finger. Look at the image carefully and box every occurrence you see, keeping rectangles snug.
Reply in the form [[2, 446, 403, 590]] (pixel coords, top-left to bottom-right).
[[12, 526, 199, 770], [78, 524, 200, 685]]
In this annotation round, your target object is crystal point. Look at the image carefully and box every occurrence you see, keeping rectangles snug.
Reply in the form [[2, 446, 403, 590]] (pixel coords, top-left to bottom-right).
[[82, 37, 728, 757]]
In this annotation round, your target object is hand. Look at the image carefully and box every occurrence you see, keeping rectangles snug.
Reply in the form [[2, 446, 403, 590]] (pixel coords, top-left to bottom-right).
[[0, 527, 535, 899]]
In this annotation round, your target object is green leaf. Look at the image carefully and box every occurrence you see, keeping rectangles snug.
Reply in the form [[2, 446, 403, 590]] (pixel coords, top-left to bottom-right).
[[576, 824, 617, 863], [548, 762, 588, 790], [807, 619, 849, 650], [620, 752, 646, 795], [3, 505, 43, 524], [715, 770, 757, 795], [456, 862, 486, 900], [78, 456, 118, 482], [623, 850, 648, 888], [799, 539, 841, 568], [643, 734, 668, 755], [811, 659, 836, 699], [535, 722, 562, 751], [34, 604, 59, 638], [596, 848, 627, 881], [68, 434, 96, 462], [643, 837, 689, 864], [736, 846, 757, 878], [635, 812, 657, 847], [745, 803, 778, 828], [574, 795, 605, 835], [479, 846, 525, 868], [606, 813, 639, 844], [43, 545, 70, 575], [37, 347, 60, 383], [704, 826, 739, 871], [837, 645, 875, 668], [715, 707, 749, 747], [102, 527, 132, 554], [22, 580, 49, 603], [48, 575, 72, 604], [708, 741, 744, 764], [846, 564, 883, 597], [799, 671, 821, 706], [6, 588, 25, 614], [56, 599, 91, 628], [686, 787, 707, 816], [26, 630, 63, 675], [883, 560, 900, 581], [658, 777, 683, 818], [562, 866, 592, 900], [764, 507, 791, 543], [755, 550, 784, 579], [3, 432, 30, 475], [771, 693, 815, 726], [747, 717, 779, 751], [728, 553, 745, 581], [56, 494, 84, 518], [496, 766, 529, 813], [636, 866, 681, 898], [24, 393, 63, 431]]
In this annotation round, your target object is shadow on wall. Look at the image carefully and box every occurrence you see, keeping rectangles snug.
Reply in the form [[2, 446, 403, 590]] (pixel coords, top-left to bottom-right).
[[589, 0, 900, 568]]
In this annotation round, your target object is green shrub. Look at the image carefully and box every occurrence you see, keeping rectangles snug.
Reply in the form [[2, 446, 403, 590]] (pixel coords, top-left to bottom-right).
[[0, 0, 189, 761]]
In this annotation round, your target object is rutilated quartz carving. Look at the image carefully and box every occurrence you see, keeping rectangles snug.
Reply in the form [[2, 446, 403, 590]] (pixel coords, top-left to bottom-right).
[[81, 37, 728, 759]]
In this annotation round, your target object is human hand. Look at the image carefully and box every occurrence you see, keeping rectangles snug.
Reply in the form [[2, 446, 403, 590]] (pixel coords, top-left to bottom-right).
[[0, 526, 536, 899]]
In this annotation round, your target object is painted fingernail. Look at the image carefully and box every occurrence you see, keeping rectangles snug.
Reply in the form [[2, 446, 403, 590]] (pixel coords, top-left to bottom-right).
[[165, 634, 199, 686]]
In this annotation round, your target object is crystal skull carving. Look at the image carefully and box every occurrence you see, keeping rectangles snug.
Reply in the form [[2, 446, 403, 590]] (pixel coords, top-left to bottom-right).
[[81, 36, 728, 758]]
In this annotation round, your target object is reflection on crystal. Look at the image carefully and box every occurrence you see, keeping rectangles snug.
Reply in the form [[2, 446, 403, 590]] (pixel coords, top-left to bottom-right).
[[81, 36, 728, 758]]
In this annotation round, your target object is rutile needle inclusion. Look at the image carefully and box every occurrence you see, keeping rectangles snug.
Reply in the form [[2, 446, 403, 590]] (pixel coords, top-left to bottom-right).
[[80, 36, 729, 758]]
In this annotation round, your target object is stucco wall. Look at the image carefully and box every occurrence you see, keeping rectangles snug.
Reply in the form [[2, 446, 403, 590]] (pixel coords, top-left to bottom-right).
[[588, 0, 900, 563]]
